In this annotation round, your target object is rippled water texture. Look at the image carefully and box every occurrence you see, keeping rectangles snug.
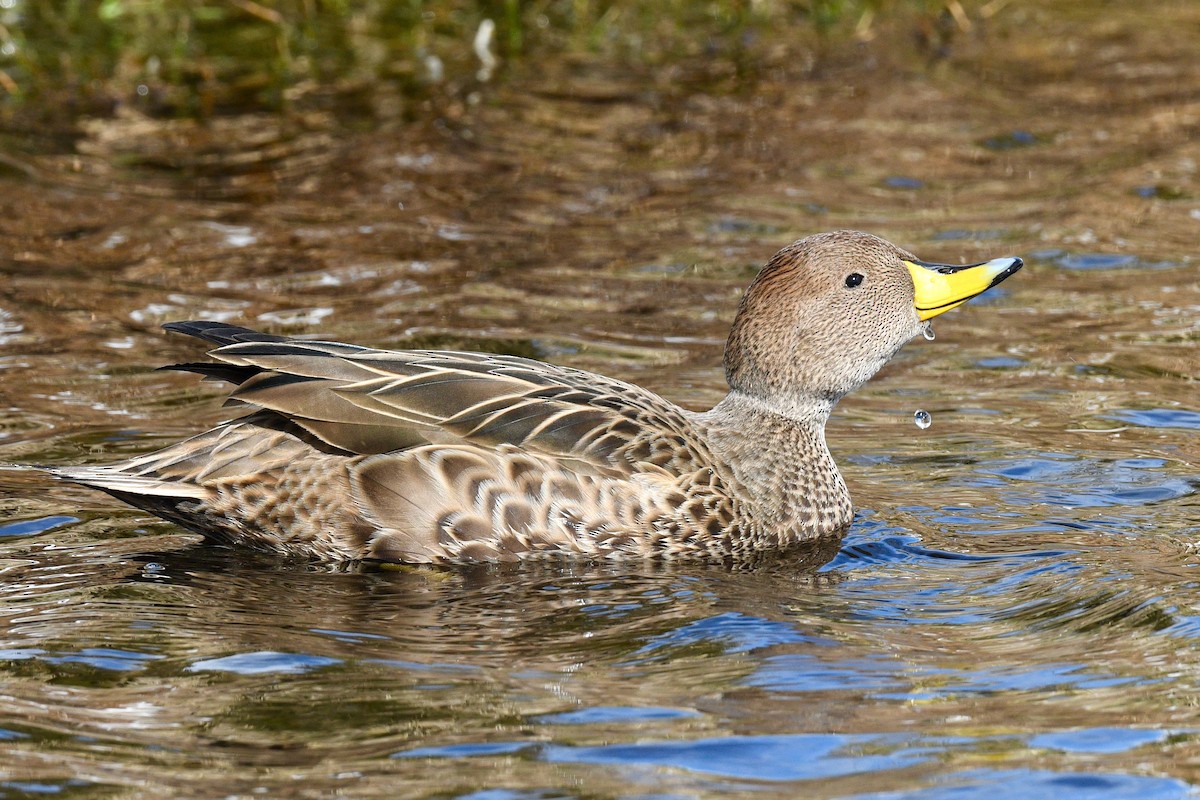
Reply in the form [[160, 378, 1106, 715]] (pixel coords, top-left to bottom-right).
[[1, 2, 1199, 798]]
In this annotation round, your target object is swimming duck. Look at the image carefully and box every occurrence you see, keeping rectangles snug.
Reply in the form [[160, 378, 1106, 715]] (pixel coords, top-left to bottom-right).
[[51, 231, 1021, 563]]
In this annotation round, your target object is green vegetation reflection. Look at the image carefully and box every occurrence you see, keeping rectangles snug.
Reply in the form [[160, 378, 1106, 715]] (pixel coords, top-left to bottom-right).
[[1, 0, 998, 118]]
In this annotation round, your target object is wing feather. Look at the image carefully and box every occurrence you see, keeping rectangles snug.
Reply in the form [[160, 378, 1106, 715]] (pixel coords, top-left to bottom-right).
[[164, 322, 713, 474]]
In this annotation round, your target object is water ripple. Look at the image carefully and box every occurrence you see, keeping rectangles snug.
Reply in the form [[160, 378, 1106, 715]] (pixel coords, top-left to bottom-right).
[[622, 612, 820, 663], [1106, 408, 1200, 430], [969, 453, 1195, 508], [44, 647, 164, 672], [1030, 727, 1173, 753], [397, 732, 959, 782], [849, 768, 1194, 800], [185, 651, 342, 675], [531, 706, 699, 725], [0, 515, 79, 538]]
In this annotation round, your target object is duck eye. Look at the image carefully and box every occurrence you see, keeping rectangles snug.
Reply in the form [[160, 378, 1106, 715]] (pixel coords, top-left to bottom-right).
[[844, 273, 864, 288]]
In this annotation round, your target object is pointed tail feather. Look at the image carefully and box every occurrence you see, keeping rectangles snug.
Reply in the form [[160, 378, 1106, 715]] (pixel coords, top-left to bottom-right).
[[162, 320, 291, 347], [46, 465, 208, 500], [159, 321, 293, 385]]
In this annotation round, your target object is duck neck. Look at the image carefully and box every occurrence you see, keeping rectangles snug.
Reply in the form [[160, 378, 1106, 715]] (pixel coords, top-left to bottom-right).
[[697, 390, 852, 543], [718, 386, 837, 426]]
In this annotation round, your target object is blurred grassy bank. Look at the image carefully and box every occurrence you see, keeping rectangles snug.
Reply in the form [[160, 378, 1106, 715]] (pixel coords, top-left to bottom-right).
[[0, 0, 1003, 121]]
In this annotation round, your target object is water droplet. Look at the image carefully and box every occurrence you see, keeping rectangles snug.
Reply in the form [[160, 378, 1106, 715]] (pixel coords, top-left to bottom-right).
[[914, 409, 932, 429], [922, 326, 936, 341]]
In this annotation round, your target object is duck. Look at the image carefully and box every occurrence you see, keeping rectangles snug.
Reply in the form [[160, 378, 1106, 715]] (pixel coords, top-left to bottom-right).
[[49, 231, 1022, 564]]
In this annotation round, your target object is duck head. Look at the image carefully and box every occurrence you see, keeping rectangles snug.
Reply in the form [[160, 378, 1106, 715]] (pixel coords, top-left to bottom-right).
[[724, 230, 1022, 418]]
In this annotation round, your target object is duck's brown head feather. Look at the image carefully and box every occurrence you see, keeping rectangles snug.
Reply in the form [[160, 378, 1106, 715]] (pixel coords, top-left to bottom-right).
[[725, 230, 927, 417]]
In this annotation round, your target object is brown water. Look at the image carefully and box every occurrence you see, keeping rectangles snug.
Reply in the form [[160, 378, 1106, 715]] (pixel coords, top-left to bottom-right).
[[1, 2, 1199, 798]]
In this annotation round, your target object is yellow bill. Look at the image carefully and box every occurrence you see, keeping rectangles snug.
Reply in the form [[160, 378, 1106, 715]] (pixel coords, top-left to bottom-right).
[[905, 256, 1023, 321]]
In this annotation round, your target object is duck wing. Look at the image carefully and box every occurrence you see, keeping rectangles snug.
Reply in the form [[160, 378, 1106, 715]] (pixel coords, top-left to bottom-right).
[[162, 321, 713, 476]]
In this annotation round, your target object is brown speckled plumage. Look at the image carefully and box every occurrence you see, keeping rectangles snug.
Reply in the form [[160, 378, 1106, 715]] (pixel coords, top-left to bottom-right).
[[50, 231, 1021, 564]]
